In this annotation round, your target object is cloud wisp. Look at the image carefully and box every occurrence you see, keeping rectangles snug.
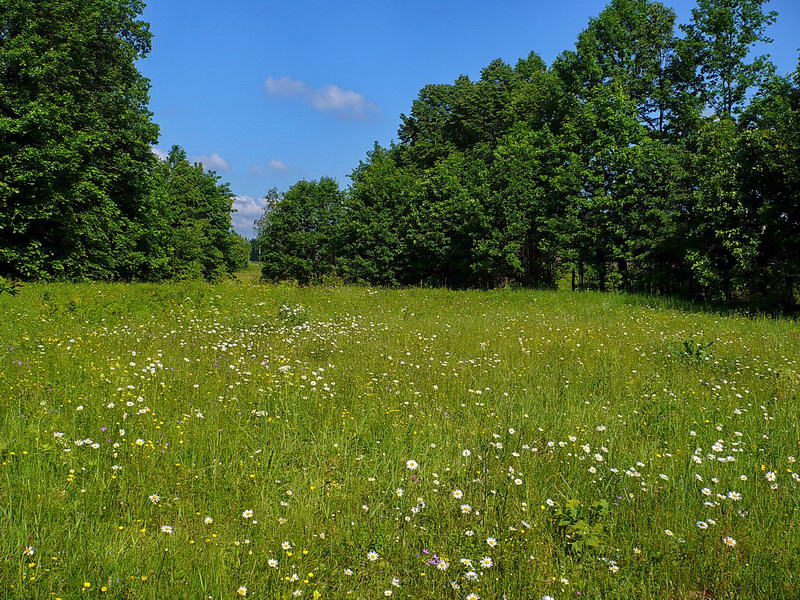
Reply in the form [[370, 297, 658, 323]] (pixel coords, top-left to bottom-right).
[[248, 160, 289, 176], [268, 159, 289, 172], [194, 153, 231, 172], [231, 195, 267, 238], [151, 147, 168, 161], [266, 76, 379, 120]]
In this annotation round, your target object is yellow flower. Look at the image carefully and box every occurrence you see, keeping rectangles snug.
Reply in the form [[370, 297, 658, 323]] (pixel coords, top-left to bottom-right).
[[83, 582, 91, 589]]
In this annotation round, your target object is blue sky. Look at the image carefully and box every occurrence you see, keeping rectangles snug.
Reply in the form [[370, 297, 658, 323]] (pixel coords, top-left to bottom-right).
[[139, 0, 800, 237]]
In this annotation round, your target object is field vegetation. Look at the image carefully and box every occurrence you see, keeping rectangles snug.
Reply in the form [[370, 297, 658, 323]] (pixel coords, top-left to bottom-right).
[[1, 281, 798, 599]]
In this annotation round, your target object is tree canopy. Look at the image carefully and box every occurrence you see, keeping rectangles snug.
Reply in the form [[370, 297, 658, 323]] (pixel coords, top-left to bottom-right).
[[257, 0, 799, 306]]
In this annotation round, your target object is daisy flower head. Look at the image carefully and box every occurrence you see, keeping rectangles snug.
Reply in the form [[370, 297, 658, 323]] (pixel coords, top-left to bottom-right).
[[405, 459, 419, 470], [452, 489, 464, 499], [462, 449, 471, 457], [367, 550, 379, 561], [160, 525, 174, 534], [723, 536, 737, 547], [281, 541, 292, 550], [460, 504, 472, 513], [466, 594, 480, 600], [242, 509, 254, 519], [479, 556, 493, 568], [237, 586, 248, 596], [22, 546, 35, 556], [486, 537, 498, 548]]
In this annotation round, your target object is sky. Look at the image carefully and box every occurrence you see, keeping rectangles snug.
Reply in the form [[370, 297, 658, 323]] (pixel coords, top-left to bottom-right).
[[139, 0, 800, 238]]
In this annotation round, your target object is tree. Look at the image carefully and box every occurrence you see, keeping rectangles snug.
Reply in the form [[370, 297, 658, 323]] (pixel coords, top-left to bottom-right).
[[257, 179, 344, 284], [0, 0, 159, 279], [150, 146, 238, 281], [338, 145, 417, 285], [554, 0, 678, 133], [738, 61, 800, 304], [680, 0, 777, 117]]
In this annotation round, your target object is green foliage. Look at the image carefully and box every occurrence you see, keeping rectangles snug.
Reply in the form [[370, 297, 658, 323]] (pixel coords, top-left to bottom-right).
[[674, 338, 716, 364], [253, 0, 795, 307], [257, 179, 344, 284], [147, 146, 239, 282], [0, 277, 22, 296], [547, 499, 613, 554], [0, 0, 159, 280]]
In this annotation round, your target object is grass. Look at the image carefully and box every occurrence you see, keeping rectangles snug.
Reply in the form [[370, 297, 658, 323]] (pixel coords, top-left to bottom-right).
[[1, 280, 799, 599]]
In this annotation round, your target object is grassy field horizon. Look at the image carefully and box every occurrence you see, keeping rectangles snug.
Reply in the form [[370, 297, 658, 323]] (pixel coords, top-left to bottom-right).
[[1, 280, 798, 599]]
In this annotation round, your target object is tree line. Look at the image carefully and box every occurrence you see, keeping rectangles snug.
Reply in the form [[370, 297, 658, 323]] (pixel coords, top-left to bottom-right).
[[0, 0, 249, 281], [257, 0, 799, 305]]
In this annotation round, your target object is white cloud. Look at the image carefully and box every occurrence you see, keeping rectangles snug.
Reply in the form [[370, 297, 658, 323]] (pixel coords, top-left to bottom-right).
[[231, 195, 266, 238], [194, 152, 231, 172], [151, 147, 168, 161], [268, 159, 288, 171], [265, 76, 378, 120], [266, 76, 310, 98], [248, 160, 289, 175]]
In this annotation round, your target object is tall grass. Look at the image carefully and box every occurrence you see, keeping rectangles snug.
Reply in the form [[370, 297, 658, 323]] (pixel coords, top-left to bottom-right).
[[1, 282, 798, 599]]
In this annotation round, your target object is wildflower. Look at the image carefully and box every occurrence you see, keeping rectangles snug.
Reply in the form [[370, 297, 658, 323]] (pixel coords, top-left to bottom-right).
[[460, 504, 472, 513], [723, 536, 737, 547], [696, 521, 708, 529], [148, 494, 160, 504], [465, 571, 478, 581], [367, 551, 379, 561], [242, 509, 254, 519], [466, 594, 480, 600], [462, 449, 471, 457], [479, 556, 493, 568], [237, 586, 248, 596], [452, 489, 464, 499], [395, 488, 404, 497], [160, 525, 174, 534], [268, 558, 279, 568], [204, 516, 214, 524], [23, 546, 35, 556], [281, 541, 292, 550], [486, 537, 498, 548], [664, 529, 674, 536], [766, 471, 777, 482], [405, 459, 419, 470]]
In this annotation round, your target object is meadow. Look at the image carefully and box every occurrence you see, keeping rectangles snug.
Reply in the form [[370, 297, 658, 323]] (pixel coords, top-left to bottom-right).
[[1, 280, 798, 599]]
